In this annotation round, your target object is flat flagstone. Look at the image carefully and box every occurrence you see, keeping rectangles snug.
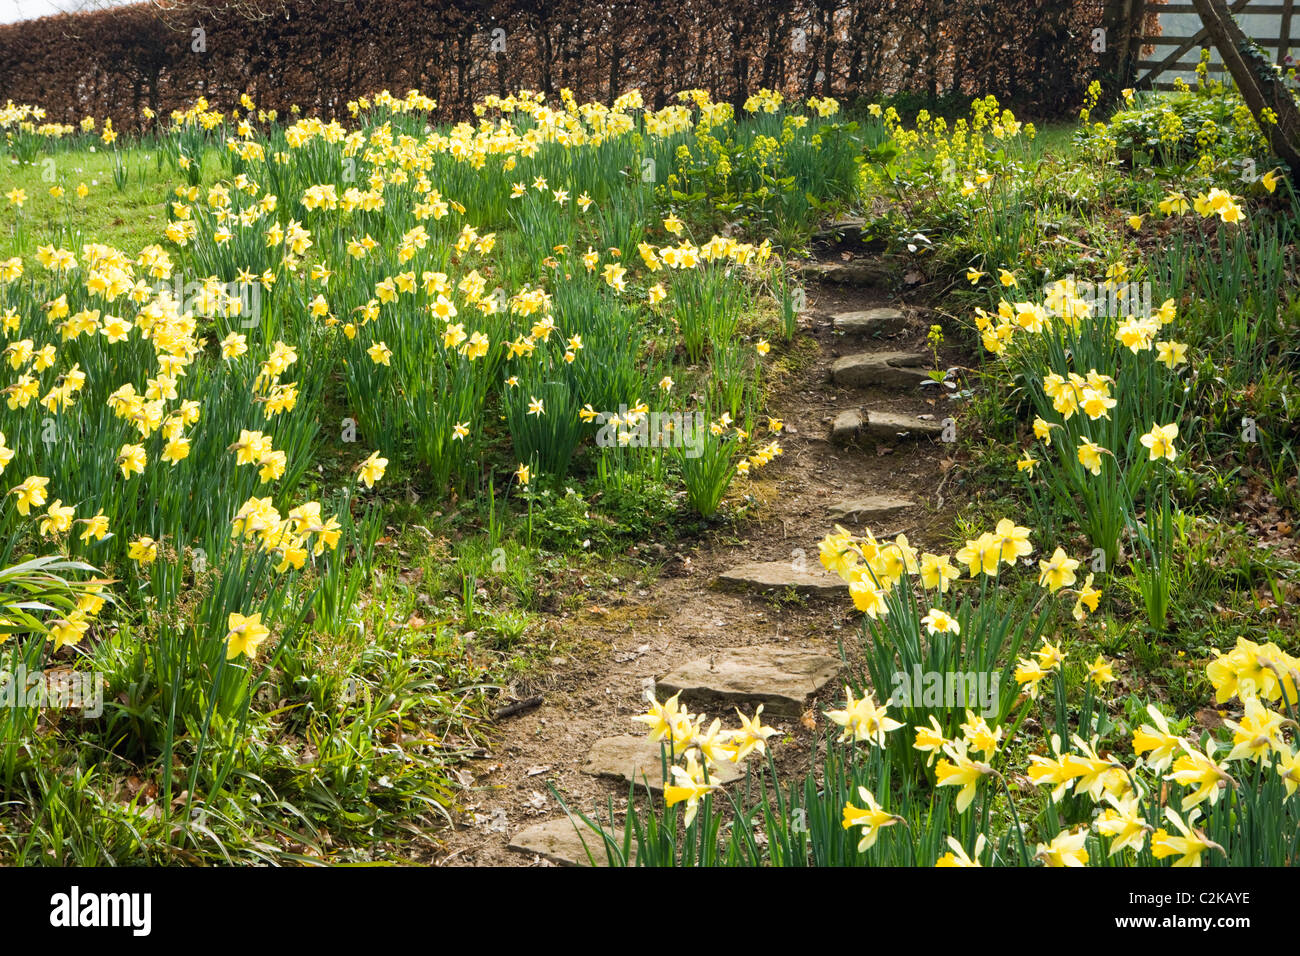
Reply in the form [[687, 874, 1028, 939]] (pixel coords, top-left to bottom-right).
[[508, 816, 631, 866], [657, 646, 843, 718], [581, 734, 745, 793], [797, 260, 894, 287], [831, 351, 931, 389], [830, 308, 907, 337], [827, 494, 915, 522], [862, 410, 945, 440], [830, 407, 865, 443], [813, 216, 866, 241], [717, 560, 849, 596], [833, 409, 942, 444]]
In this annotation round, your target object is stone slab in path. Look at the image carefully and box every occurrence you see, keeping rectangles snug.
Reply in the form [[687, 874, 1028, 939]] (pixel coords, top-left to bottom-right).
[[657, 645, 843, 719], [863, 410, 945, 440], [717, 560, 849, 597], [830, 407, 865, 443], [581, 734, 744, 792], [508, 816, 631, 866], [832, 409, 944, 444], [827, 494, 915, 523], [831, 351, 931, 389], [830, 308, 907, 337], [813, 216, 866, 241], [798, 259, 894, 287]]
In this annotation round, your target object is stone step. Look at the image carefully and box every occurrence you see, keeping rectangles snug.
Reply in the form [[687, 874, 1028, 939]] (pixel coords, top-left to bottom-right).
[[508, 816, 631, 866], [657, 645, 843, 719], [812, 216, 866, 242], [830, 408, 865, 443], [829, 308, 907, 337], [863, 410, 945, 440], [831, 351, 932, 389], [581, 734, 745, 793], [827, 494, 915, 523], [830, 407, 944, 444], [797, 259, 894, 287], [717, 560, 849, 597]]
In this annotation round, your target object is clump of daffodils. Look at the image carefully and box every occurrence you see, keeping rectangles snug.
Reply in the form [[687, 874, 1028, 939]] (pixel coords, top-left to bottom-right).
[[231, 494, 344, 572], [631, 693, 778, 824], [970, 275, 1188, 499], [818, 520, 1099, 622], [972, 275, 1186, 363], [934, 636, 1295, 866], [810, 522, 1296, 868], [1157, 186, 1245, 224]]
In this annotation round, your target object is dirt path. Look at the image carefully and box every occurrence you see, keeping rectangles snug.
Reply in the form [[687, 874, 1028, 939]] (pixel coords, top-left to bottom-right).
[[432, 246, 962, 866]]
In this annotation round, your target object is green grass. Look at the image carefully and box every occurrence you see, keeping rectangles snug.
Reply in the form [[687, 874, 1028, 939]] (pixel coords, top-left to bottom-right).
[[0, 143, 226, 256]]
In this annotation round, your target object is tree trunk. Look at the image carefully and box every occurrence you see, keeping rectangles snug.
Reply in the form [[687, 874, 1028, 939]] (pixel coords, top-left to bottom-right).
[[820, 1, 836, 95]]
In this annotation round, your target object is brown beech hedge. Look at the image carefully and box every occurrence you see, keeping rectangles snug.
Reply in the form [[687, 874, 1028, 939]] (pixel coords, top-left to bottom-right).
[[0, 0, 1159, 126]]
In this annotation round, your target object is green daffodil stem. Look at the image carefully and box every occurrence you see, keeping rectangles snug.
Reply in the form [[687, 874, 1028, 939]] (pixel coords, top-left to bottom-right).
[[996, 772, 1032, 866]]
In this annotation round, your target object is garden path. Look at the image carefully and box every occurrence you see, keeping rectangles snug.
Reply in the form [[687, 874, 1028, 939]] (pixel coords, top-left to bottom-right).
[[435, 239, 964, 865]]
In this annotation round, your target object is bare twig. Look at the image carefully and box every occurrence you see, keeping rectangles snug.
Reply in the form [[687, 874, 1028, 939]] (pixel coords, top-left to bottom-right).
[[490, 695, 543, 721]]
